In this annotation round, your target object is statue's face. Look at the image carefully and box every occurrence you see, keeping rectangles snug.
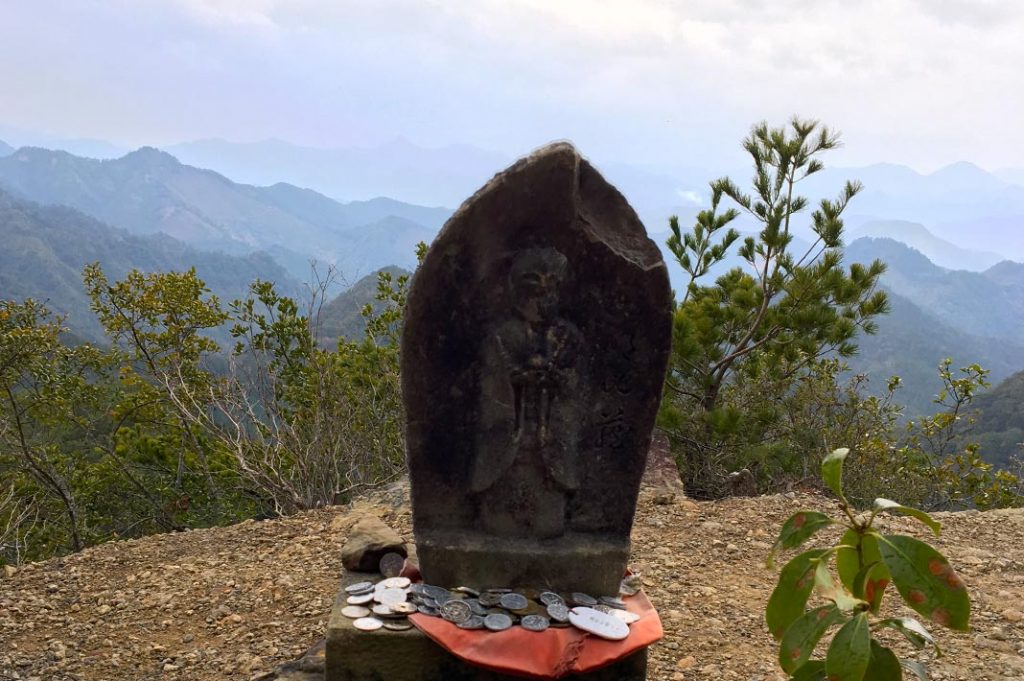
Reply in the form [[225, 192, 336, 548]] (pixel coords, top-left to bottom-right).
[[515, 270, 560, 323]]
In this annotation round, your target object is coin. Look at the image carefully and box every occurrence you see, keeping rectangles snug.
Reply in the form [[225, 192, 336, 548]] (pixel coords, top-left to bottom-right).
[[383, 621, 413, 631], [569, 592, 598, 607], [441, 599, 473, 624], [353, 617, 384, 632], [568, 607, 629, 641], [547, 602, 570, 622], [422, 585, 451, 603], [379, 552, 406, 578], [457, 615, 486, 630], [593, 604, 614, 614], [520, 615, 550, 632], [381, 577, 411, 589], [478, 592, 503, 607], [539, 591, 564, 607], [599, 596, 627, 610], [377, 588, 408, 606], [612, 609, 641, 625], [391, 602, 417, 614], [341, 605, 371, 619], [484, 613, 513, 631], [345, 581, 375, 594], [453, 586, 481, 597], [371, 604, 400, 618], [499, 593, 529, 611], [346, 592, 374, 605], [466, 599, 488, 616], [417, 605, 440, 616]]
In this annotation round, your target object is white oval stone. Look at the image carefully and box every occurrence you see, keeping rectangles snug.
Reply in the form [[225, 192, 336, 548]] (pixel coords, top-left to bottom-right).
[[612, 609, 640, 625], [568, 607, 630, 640]]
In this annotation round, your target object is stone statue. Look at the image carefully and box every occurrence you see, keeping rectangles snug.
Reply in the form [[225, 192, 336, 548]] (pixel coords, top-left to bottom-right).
[[471, 247, 584, 538]]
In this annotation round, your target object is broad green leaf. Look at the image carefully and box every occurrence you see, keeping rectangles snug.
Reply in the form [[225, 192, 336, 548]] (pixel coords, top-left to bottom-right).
[[873, 499, 941, 536], [836, 529, 890, 611], [864, 640, 903, 680], [825, 612, 871, 681], [769, 511, 833, 564], [852, 560, 890, 613], [791, 660, 827, 681], [901, 659, 928, 680], [780, 605, 845, 674], [876, 617, 940, 654], [877, 534, 971, 631], [767, 548, 829, 640], [821, 447, 850, 501], [814, 559, 866, 613]]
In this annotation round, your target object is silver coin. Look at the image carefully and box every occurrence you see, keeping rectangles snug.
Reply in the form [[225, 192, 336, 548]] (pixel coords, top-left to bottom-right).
[[441, 599, 473, 624], [371, 603, 398, 617], [409, 583, 429, 597], [539, 591, 564, 607], [569, 592, 597, 607], [466, 599, 488, 616], [341, 605, 370, 619], [457, 615, 486, 630], [599, 596, 627, 610], [520, 615, 550, 632], [377, 588, 408, 606], [353, 617, 384, 632], [499, 593, 529, 611], [383, 620, 413, 631], [418, 605, 440, 616], [381, 576, 411, 589], [379, 552, 406, 578], [612, 609, 641, 625], [478, 592, 503, 607], [422, 585, 451, 602], [484, 613, 513, 631], [390, 602, 417, 614], [345, 581, 375, 594], [593, 604, 614, 614], [453, 586, 481, 597], [547, 603, 570, 622], [568, 607, 629, 640], [346, 592, 374, 605]]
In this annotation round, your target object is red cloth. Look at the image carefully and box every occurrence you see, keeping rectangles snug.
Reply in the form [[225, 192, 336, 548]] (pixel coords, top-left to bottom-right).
[[407, 589, 662, 678]]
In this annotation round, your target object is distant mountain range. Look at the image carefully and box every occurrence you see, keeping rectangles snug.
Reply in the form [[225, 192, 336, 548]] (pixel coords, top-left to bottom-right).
[[848, 220, 1003, 271], [0, 146, 449, 282], [0, 139, 12, 157], [0, 187, 299, 341]]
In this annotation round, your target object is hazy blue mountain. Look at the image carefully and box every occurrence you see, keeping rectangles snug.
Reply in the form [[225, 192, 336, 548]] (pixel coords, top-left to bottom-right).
[[0, 188, 300, 341], [969, 370, 1024, 468], [846, 237, 1024, 344], [996, 168, 1024, 186], [166, 137, 509, 207], [0, 140, 12, 157], [849, 220, 1003, 271], [0, 124, 126, 158], [848, 290, 1024, 418], [317, 266, 410, 346], [0, 145, 451, 282]]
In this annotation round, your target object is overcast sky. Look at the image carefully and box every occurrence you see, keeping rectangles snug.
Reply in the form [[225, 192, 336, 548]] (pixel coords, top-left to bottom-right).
[[1, 0, 1021, 172]]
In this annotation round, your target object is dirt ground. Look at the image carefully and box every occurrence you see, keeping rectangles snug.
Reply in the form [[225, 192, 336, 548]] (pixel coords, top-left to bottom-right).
[[2, 486, 1022, 680]]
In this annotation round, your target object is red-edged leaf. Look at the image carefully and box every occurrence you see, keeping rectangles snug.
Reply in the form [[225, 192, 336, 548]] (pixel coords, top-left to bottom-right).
[[836, 529, 890, 612], [767, 548, 829, 640], [877, 534, 971, 631], [825, 612, 871, 681], [791, 660, 827, 680], [814, 559, 866, 613], [779, 605, 845, 674], [770, 511, 833, 565]]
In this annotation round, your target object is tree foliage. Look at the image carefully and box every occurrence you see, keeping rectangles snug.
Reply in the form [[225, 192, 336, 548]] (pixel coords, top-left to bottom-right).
[[659, 118, 889, 497]]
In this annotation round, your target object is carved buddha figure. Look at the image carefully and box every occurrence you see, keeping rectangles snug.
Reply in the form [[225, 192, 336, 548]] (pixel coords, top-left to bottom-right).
[[471, 248, 583, 538]]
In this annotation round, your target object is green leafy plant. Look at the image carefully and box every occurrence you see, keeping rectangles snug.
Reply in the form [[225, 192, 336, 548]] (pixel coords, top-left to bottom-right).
[[766, 448, 971, 680]]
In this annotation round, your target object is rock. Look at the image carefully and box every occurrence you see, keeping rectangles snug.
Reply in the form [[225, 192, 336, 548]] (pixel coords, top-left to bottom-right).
[[340, 515, 406, 572], [3, 565, 16, 578], [1001, 608, 1023, 623], [402, 142, 672, 595], [727, 469, 757, 497], [677, 655, 696, 670], [643, 431, 685, 492]]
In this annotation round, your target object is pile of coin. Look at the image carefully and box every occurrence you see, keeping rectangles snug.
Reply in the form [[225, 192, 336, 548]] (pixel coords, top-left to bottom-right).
[[341, 575, 642, 640]]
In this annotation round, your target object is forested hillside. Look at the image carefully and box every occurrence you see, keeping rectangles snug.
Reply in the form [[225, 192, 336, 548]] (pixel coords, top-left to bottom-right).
[[0, 188, 299, 340], [0, 146, 448, 280], [971, 371, 1024, 468]]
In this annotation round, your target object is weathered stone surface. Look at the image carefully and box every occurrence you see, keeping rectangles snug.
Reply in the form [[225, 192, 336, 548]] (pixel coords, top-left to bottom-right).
[[402, 142, 672, 595], [340, 516, 407, 572], [641, 431, 684, 492]]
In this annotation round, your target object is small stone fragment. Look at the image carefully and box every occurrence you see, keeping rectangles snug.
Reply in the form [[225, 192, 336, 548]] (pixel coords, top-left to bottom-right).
[[341, 516, 407, 572]]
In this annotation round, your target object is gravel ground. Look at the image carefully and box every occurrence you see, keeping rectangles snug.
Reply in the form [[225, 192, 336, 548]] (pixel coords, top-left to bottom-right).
[[1, 487, 1022, 680]]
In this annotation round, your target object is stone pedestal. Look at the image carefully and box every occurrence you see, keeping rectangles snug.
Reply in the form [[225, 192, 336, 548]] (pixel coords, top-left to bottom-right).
[[326, 586, 647, 681]]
